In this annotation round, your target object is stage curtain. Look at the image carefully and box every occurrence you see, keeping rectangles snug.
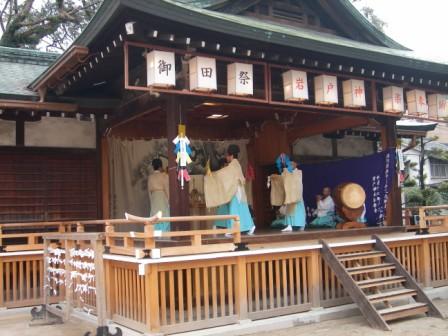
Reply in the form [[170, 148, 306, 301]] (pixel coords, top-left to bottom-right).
[[108, 137, 250, 227]]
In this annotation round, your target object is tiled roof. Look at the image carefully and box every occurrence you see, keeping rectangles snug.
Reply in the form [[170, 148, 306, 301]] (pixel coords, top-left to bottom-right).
[[0, 47, 59, 98]]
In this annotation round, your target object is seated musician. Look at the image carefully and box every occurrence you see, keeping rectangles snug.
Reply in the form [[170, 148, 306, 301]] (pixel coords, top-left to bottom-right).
[[309, 187, 336, 228]]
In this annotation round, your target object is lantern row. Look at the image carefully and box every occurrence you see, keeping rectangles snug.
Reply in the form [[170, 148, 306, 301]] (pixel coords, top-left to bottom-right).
[[147, 50, 448, 118]]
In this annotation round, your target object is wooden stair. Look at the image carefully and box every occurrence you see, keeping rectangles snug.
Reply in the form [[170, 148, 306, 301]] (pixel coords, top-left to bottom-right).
[[320, 236, 445, 331]]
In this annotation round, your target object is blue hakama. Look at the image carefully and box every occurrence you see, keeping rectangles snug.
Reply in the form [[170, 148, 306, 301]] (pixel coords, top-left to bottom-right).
[[215, 195, 254, 233], [285, 200, 306, 228]]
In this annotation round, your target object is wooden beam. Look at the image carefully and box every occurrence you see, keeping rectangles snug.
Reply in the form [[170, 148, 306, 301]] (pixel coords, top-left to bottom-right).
[[287, 116, 370, 142], [106, 93, 161, 132], [0, 99, 78, 112], [101, 137, 110, 219], [30, 45, 89, 91]]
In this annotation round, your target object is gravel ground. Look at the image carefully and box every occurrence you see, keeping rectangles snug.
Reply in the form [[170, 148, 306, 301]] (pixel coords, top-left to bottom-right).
[[0, 299, 447, 336], [248, 299, 448, 336]]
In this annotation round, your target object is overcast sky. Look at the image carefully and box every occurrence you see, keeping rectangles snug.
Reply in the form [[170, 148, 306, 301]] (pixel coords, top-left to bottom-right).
[[353, 0, 448, 62]]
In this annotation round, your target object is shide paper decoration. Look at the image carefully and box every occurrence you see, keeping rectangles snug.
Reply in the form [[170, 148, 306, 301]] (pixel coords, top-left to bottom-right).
[[173, 124, 192, 189]]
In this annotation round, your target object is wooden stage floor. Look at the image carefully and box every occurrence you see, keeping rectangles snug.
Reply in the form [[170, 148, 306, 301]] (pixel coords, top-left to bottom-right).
[[157, 226, 406, 249]]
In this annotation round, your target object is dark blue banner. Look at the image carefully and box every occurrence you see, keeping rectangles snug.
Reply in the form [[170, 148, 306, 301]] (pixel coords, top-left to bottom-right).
[[300, 149, 396, 226]]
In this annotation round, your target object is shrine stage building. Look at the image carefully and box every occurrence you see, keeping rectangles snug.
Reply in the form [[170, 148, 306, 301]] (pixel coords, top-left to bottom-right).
[[1, 0, 448, 335], [5, 0, 448, 229]]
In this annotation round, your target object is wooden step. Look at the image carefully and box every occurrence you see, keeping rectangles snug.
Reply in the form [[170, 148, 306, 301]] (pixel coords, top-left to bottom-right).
[[347, 263, 395, 275], [368, 289, 417, 303], [379, 302, 428, 321], [357, 276, 406, 289], [338, 250, 386, 261]]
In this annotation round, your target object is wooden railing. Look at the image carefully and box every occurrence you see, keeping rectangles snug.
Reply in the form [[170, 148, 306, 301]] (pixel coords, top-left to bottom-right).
[[104, 234, 448, 334], [404, 205, 448, 233], [0, 220, 106, 252], [104, 215, 242, 258], [1, 218, 448, 334]]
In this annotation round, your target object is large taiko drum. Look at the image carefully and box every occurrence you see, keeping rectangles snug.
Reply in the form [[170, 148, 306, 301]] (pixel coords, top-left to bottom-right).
[[333, 183, 366, 223]]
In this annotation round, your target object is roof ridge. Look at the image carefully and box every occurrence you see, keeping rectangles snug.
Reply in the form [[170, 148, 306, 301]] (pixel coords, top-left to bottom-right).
[[0, 46, 59, 66]]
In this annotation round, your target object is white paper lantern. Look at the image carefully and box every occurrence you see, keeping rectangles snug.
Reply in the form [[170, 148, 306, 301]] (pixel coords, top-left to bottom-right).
[[227, 63, 253, 96], [406, 89, 428, 117], [428, 94, 448, 119], [282, 70, 308, 102], [314, 75, 338, 105], [342, 79, 366, 107], [383, 86, 404, 113], [189, 56, 217, 92], [146, 50, 176, 88]]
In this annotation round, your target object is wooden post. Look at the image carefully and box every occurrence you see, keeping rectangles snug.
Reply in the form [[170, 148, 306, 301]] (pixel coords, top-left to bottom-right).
[[418, 207, 427, 231], [43, 238, 50, 310], [0, 256, 4, 307], [234, 256, 248, 320], [420, 238, 432, 287], [64, 240, 74, 322], [104, 260, 115, 319], [370, 81, 378, 112], [101, 137, 110, 219], [308, 249, 321, 308], [105, 221, 113, 248], [233, 217, 241, 244], [381, 118, 402, 226], [93, 238, 107, 326], [146, 264, 160, 333], [165, 96, 190, 229], [144, 222, 156, 250]]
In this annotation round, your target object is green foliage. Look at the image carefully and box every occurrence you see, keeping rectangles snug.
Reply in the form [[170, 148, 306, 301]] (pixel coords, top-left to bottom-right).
[[403, 179, 416, 187], [351, 0, 387, 32], [404, 187, 443, 207], [0, 0, 102, 51]]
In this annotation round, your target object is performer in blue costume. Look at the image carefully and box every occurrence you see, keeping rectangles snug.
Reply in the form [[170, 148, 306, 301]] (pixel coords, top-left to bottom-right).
[[282, 161, 307, 232], [209, 144, 255, 234], [147, 159, 170, 232]]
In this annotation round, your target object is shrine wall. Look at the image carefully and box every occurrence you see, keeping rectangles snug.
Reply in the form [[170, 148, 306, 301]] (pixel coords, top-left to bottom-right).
[[25, 117, 96, 149], [293, 134, 375, 158], [0, 120, 16, 146]]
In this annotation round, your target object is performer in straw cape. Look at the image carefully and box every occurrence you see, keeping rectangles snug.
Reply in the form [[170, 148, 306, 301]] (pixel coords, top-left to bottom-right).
[[282, 160, 306, 232], [204, 144, 255, 234], [146, 158, 170, 231], [269, 154, 306, 232]]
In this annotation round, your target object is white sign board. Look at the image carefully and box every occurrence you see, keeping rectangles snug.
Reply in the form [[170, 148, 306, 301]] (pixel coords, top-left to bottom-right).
[[282, 70, 308, 102], [428, 94, 447, 119], [147, 50, 176, 88], [314, 75, 338, 104], [383, 86, 404, 113], [407, 89, 428, 117], [342, 79, 366, 107], [189, 56, 217, 92], [228, 62, 253, 96]]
